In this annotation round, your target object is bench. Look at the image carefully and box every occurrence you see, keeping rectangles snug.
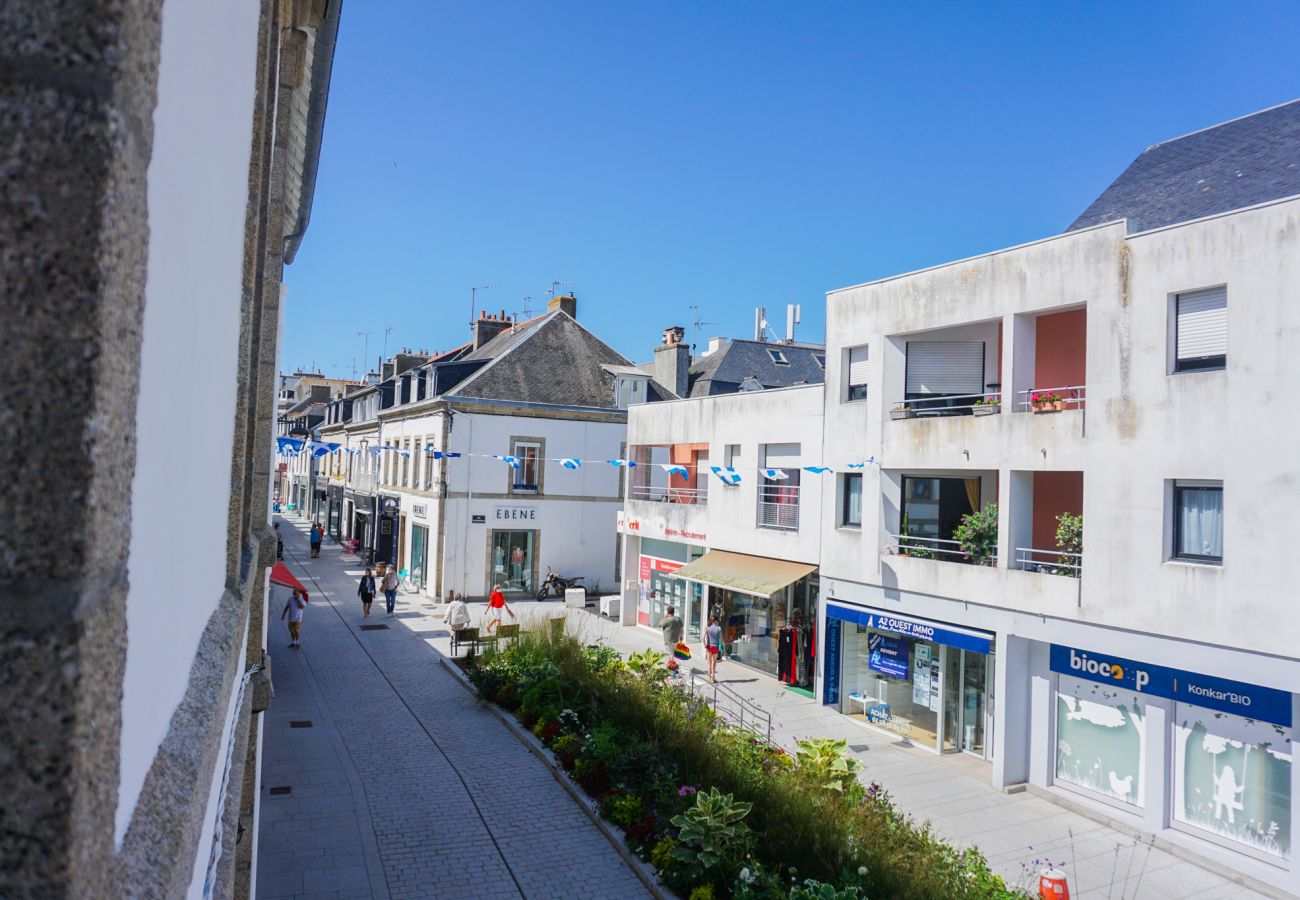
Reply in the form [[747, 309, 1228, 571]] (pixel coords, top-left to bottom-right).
[[451, 627, 479, 657]]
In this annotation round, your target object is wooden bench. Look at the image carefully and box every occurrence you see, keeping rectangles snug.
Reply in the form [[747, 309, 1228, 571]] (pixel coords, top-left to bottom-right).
[[450, 626, 479, 657]]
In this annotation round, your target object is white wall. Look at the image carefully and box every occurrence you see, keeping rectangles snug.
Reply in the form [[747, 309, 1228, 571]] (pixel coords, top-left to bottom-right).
[[118, 0, 261, 854]]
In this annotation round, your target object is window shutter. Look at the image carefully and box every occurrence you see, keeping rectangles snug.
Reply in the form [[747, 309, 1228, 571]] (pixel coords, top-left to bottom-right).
[[905, 341, 984, 394], [847, 346, 870, 386], [763, 443, 801, 468], [1176, 287, 1227, 361]]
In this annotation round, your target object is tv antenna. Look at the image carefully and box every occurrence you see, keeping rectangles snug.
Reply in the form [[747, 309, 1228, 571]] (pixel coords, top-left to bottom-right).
[[382, 325, 396, 362], [469, 284, 501, 327], [546, 278, 574, 298], [520, 295, 536, 319], [357, 330, 373, 372], [689, 305, 715, 351]]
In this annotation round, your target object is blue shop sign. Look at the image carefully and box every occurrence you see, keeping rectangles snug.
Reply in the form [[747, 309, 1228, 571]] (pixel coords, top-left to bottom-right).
[[867, 633, 909, 679], [827, 603, 993, 655], [1050, 645, 1293, 728], [823, 619, 842, 706]]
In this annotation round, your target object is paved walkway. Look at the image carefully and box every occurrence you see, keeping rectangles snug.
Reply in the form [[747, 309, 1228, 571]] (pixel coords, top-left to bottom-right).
[[257, 518, 652, 900]]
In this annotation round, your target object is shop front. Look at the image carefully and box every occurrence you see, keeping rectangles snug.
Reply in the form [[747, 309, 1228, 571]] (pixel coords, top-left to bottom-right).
[[672, 550, 819, 694], [409, 502, 430, 591], [824, 603, 994, 757], [1048, 644, 1293, 863], [636, 538, 704, 635], [346, 489, 373, 553], [376, 494, 400, 566], [327, 485, 343, 539], [489, 528, 537, 595]]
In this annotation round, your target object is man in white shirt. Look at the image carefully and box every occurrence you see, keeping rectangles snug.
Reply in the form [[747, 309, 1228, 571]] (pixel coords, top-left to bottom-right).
[[280, 588, 308, 648]]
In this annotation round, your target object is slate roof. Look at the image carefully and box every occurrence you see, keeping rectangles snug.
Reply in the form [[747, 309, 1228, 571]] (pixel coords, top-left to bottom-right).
[[446, 311, 675, 408], [686, 339, 825, 397], [1069, 99, 1300, 234]]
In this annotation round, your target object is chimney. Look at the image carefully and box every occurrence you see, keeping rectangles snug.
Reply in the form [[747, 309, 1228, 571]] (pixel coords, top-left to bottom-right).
[[653, 325, 690, 397], [547, 293, 577, 319], [703, 336, 728, 357], [472, 310, 512, 350]]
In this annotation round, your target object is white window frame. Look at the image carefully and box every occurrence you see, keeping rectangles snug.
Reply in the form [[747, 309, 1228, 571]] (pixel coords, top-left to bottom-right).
[[845, 344, 869, 402], [1169, 286, 1227, 374], [509, 438, 544, 495]]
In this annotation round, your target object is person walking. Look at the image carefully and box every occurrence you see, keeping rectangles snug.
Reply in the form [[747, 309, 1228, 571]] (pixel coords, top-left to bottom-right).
[[705, 615, 722, 684], [280, 587, 308, 648], [274, 522, 284, 560], [484, 584, 513, 634], [357, 567, 376, 618], [659, 605, 684, 670], [309, 523, 322, 558], [381, 567, 400, 617]]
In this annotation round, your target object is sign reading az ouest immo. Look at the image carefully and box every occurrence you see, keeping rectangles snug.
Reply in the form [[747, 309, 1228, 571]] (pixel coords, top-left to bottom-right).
[[1049, 645, 1292, 728]]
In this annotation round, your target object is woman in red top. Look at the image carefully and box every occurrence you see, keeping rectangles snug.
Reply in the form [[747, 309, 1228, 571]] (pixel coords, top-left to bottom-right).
[[485, 583, 512, 633]]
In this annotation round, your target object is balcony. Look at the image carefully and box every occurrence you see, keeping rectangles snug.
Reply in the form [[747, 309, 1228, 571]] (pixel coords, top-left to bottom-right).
[[1008, 469, 1082, 579], [757, 482, 800, 531], [890, 390, 1001, 419], [629, 484, 708, 505], [350, 471, 377, 494], [884, 533, 991, 565]]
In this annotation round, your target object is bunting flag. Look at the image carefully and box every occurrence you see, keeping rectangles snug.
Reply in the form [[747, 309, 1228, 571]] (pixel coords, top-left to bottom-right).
[[558, 458, 582, 470], [710, 465, 742, 485], [607, 459, 636, 468], [428, 450, 462, 459], [276, 437, 304, 456], [847, 463, 865, 470], [493, 454, 521, 469], [761, 468, 789, 481], [659, 464, 690, 478], [804, 466, 832, 474]]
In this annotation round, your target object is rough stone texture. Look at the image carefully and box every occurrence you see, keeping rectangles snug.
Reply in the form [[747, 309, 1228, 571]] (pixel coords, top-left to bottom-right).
[[0, 0, 162, 896]]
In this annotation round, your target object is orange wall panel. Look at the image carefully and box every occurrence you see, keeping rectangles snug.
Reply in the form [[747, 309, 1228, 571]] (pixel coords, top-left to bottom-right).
[[1034, 308, 1086, 393], [1032, 471, 1083, 552]]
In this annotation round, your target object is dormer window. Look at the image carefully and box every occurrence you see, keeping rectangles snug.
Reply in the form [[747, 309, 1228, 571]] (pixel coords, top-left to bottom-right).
[[614, 374, 649, 409], [767, 349, 790, 366]]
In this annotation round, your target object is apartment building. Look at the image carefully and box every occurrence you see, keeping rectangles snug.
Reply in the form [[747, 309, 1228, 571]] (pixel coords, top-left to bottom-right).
[[319, 297, 675, 599], [620, 329, 827, 691], [819, 101, 1300, 891]]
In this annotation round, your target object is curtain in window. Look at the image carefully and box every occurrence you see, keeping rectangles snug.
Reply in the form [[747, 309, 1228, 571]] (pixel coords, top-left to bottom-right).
[[845, 475, 862, 524], [1179, 488, 1223, 557], [963, 478, 980, 514]]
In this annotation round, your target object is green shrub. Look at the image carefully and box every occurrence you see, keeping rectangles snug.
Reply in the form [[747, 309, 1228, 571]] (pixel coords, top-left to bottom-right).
[[601, 792, 645, 828], [688, 886, 716, 900], [954, 503, 999, 566], [671, 788, 755, 890], [789, 879, 865, 899], [1055, 512, 1082, 577], [794, 738, 862, 797]]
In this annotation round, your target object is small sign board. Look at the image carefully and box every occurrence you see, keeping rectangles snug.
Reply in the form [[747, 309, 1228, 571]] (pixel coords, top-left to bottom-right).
[[471, 514, 486, 524]]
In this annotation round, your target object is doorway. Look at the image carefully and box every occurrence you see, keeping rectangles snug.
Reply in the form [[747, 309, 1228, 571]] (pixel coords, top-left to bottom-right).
[[941, 646, 992, 757]]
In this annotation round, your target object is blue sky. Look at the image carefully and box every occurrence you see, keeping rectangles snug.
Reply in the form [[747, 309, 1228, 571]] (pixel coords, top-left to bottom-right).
[[283, 0, 1300, 376]]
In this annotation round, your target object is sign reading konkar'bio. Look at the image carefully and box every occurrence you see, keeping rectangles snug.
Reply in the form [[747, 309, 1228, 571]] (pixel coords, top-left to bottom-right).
[[1050, 644, 1292, 728], [492, 505, 537, 522]]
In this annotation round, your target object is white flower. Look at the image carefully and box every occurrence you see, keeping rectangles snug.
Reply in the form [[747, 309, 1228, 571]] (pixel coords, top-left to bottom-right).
[[857, 866, 868, 877], [739, 867, 753, 883]]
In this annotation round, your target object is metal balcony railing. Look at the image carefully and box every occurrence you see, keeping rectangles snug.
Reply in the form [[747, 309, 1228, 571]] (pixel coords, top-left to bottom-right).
[[757, 484, 800, 530], [1016, 384, 1086, 411], [1015, 547, 1082, 577], [889, 390, 1001, 418], [629, 484, 708, 505], [885, 533, 996, 566]]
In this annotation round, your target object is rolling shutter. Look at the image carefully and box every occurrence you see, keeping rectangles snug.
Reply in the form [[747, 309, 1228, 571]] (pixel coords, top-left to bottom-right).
[[1176, 287, 1227, 361], [847, 346, 870, 387], [763, 443, 801, 468], [905, 341, 984, 394]]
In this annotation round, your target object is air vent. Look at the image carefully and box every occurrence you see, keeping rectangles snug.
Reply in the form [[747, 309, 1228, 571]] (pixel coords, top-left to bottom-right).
[[360, 624, 388, 631], [268, 786, 292, 796], [289, 720, 313, 729]]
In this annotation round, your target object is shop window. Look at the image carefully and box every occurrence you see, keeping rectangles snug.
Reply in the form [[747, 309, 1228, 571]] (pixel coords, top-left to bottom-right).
[[490, 530, 535, 593], [1054, 674, 1146, 808], [1173, 704, 1290, 859], [509, 439, 543, 494], [840, 474, 862, 528], [1172, 481, 1223, 563]]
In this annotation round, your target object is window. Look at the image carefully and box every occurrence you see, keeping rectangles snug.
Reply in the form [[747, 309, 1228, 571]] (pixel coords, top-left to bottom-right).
[[767, 348, 790, 366], [814, 354, 826, 369], [1173, 481, 1223, 563], [510, 439, 543, 494], [413, 439, 423, 488], [402, 440, 410, 486], [724, 444, 740, 469], [1055, 675, 1146, 808], [1174, 287, 1227, 373], [900, 476, 979, 560], [840, 473, 862, 527], [490, 530, 536, 593], [846, 345, 869, 401], [758, 444, 800, 530]]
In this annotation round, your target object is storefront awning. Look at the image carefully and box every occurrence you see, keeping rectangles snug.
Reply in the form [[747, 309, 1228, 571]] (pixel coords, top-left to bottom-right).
[[672, 550, 816, 599]]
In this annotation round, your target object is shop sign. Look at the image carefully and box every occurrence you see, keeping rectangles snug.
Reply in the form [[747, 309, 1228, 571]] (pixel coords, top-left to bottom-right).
[[472, 514, 486, 524], [826, 603, 993, 655], [493, 505, 537, 522], [867, 634, 909, 679], [823, 619, 842, 706], [1049, 645, 1292, 727], [412, 503, 427, 519]]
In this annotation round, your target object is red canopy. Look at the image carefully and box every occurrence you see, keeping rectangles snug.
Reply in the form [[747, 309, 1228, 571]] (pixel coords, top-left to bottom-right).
[[270, 562, 306, 593]]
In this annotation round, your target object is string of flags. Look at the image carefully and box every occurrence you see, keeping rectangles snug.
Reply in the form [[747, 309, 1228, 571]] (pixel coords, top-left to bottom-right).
[[275, 436, 878, 482]]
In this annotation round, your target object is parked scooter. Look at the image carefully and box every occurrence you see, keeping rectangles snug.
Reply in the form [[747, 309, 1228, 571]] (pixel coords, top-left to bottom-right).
[[536, 567, 584, 600]]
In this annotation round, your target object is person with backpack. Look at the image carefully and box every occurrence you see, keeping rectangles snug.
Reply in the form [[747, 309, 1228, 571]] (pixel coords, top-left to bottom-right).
[[309, 523, 322, 558], [280, 588, 308, 648], [357, 567, 376, 618], [381, 567, 400, 617]]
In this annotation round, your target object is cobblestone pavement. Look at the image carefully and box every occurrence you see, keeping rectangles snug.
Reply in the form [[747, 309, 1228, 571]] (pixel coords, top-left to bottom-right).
[[257, 518, 652, 900]]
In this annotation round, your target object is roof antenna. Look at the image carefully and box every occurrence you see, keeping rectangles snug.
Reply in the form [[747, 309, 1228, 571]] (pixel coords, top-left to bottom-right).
[[689, 305, 714, 356], [469, 284, 501, 330], [546, 278, 574, 298]]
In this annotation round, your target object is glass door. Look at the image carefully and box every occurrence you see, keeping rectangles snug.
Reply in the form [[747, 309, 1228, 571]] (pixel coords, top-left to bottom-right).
[[961, 652, 987, 756], [410, 524, 428, 590]]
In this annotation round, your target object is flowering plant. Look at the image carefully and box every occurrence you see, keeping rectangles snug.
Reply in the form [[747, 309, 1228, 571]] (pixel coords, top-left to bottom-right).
[[973, 395, 999, 406], [1030, 390, 1063, 404]]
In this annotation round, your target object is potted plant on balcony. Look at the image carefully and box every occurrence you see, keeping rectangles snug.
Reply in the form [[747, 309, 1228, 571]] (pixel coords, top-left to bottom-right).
[[1055, 512, 1082, 578], [897, 529, 936, 559], [972, 395, 1000, 416], [889, 403, 912, 420], [1030, 390, 1066, 412], [954, 503, 998, 566]]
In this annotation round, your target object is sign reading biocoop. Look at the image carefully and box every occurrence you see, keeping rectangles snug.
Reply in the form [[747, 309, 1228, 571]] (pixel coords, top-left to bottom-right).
[[493, 506, 537, 522]]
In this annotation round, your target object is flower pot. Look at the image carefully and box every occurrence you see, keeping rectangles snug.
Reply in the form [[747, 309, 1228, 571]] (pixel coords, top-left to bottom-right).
[[889, 409, 911, 420], [972, 404, 1000, 416]]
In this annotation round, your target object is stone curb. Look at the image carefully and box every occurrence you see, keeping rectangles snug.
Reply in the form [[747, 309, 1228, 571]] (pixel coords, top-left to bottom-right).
[[438, 655, 671, 900]]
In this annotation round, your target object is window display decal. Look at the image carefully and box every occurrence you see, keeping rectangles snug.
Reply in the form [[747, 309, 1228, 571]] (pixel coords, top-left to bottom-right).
[[867, 634, 909, 678], [1055, 675, 1146, 807]]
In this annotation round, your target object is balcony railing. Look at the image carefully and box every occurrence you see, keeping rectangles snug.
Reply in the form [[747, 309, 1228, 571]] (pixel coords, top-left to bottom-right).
[[757, 484, 800, 530], [629, 484, 708, 505], [350, 471, 377, 494], [889, 390, 1001, 419], [1016, 384, 1086, 411], [1015, 546, 1081, 577], [885, 533, 995, 566]]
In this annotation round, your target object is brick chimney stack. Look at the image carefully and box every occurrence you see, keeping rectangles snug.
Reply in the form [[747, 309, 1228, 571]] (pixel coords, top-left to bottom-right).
[[547, 293, 577, 319], [653, 325, 690, 398], [472, 310, 513, 350]]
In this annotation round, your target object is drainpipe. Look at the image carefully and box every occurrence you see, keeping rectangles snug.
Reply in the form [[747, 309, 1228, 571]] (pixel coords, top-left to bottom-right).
[[282, 0, 343, 264]]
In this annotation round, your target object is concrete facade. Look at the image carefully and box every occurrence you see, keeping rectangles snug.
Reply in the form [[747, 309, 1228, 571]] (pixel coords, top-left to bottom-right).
[[0, 0, 340, 896]]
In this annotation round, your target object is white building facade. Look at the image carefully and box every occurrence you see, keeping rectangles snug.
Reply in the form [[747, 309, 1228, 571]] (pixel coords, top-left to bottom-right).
[[819, 196, 1300, 892]]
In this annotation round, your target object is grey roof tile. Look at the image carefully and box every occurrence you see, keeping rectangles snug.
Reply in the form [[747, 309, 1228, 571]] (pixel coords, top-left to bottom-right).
[[686, 340, 825, 397], [1069, 99, 1300, 234]]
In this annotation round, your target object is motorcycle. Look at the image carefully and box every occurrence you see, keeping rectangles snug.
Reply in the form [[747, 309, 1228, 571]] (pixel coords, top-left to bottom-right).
[[536, 567, 584, 601]]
